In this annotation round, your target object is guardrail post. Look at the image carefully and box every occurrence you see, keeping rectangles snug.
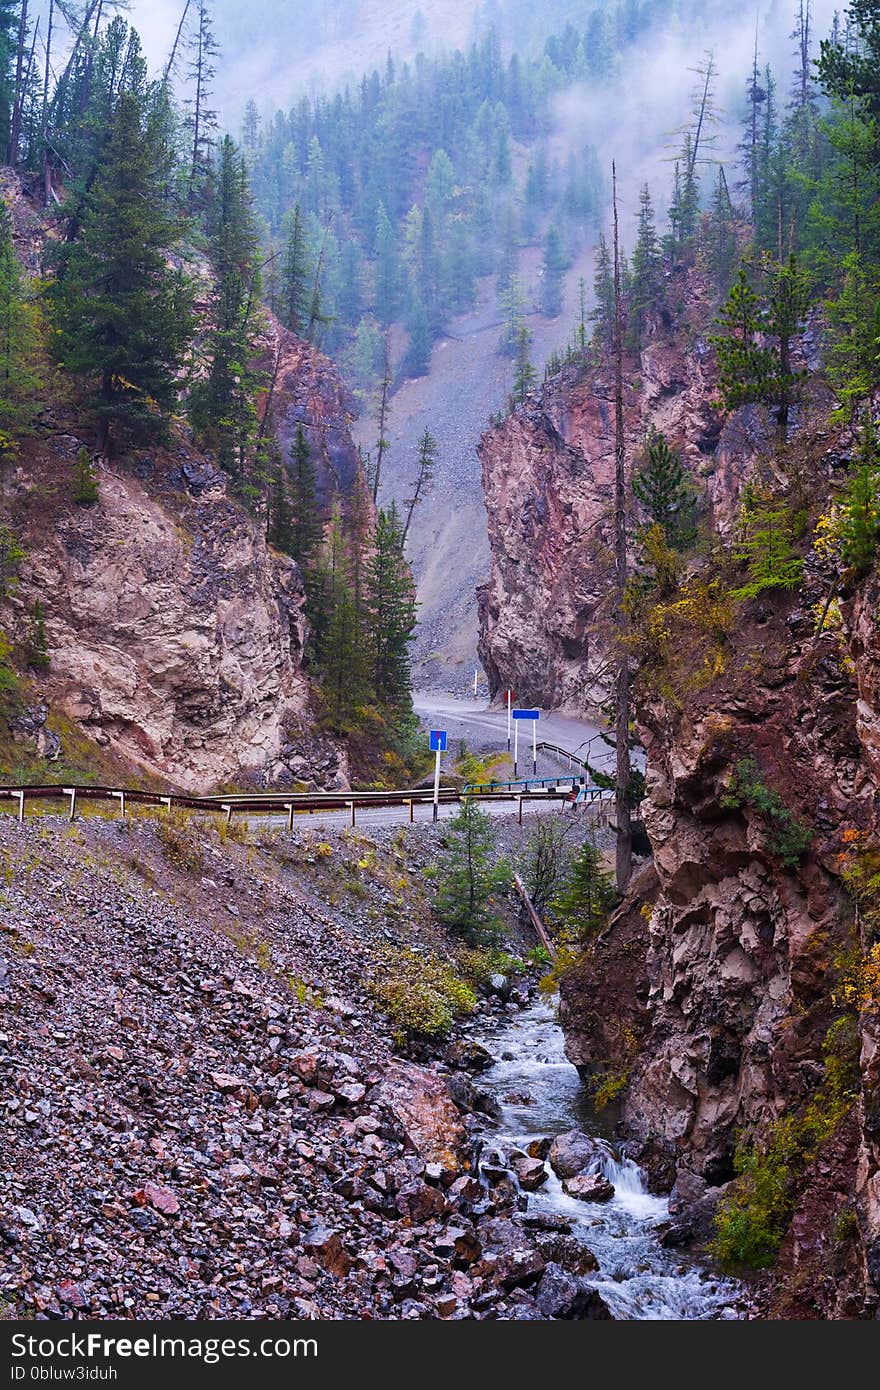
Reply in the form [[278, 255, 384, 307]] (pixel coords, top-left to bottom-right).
[[517, 795, 523, 826], [62, 787, 77, 822], [110, 790, 126, 818], [160, 796, 172, 812], [13, 790, 24, 823], [285, 804, 294, 832], [406, 799, 414, 823], [346, 801, 356, 827], [223, 804, 233, 828]]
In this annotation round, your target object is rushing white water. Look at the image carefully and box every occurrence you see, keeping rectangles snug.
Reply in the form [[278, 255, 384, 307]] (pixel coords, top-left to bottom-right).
[[476, 999, 741, 1321]]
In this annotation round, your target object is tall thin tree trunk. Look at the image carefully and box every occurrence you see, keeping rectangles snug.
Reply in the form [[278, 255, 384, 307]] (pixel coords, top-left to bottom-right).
[[165, 0, 192, 83], [41, 0, 54, 204], [8, 0, 29, 166], [373, 335, 391, 504], [612, 163, 632, 894], [189, 6, 204, 196]]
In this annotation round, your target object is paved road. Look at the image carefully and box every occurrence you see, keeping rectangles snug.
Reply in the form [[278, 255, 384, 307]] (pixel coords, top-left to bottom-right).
[[412, 692, 612, 776]]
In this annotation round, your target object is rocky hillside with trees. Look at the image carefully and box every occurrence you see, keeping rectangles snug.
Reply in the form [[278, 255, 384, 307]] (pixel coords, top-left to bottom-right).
[[477, 0, 880, 1316], [0, 9, 423, 792]]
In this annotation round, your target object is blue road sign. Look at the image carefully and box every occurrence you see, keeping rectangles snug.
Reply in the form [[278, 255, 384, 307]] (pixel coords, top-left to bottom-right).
[[429, 730, 448, 752], [512, 709, 540, 720]]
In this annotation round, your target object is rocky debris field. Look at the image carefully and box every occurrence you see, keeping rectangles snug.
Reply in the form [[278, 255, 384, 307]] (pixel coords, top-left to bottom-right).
[[0, 811, 612, 1321]]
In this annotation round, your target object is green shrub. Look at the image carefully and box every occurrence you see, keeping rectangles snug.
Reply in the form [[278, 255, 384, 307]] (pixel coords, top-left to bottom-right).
[[370, 946, 477, 1043], [72, 448, 99, 505], [712, 1018, 858, 1271], [155, 810, 203, 873], [720, 758, 811, 866]]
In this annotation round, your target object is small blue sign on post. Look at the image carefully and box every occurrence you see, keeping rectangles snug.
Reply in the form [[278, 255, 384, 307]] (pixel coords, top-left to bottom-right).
[[429, 730, 448, 752], [511, 710, 539, 779]]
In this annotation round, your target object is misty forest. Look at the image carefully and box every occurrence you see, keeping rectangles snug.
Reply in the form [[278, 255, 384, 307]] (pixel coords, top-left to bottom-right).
[[0, 0, 879, 1329]]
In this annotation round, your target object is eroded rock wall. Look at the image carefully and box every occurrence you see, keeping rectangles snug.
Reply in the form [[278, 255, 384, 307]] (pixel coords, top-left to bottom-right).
[[477, 272, 762, 713]]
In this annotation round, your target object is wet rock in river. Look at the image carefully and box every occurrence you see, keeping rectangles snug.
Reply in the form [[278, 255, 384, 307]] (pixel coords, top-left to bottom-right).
[[562, 1172, 615, 1203], [533, 1232, 599, 1275], [548, 1128, 599, 1179], [445, 1039, 494, 1073], [534, 1262, 613, 1319], [511, 1155, 548, 1191]]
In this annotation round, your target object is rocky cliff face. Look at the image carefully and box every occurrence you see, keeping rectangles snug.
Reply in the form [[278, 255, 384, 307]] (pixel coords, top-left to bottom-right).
[[0, 171, 367, 792], [478, 271, 880, 1314], [477, 269, 765, 713], [559, 573, 880, 1314], [3, 415, 354, 792]]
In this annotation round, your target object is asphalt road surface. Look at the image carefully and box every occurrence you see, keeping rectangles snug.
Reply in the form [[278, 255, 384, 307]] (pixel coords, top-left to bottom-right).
[[412, 692, 612, 777]]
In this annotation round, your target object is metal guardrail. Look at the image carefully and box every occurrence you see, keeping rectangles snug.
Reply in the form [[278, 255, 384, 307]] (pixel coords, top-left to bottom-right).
[[0, 780, 577, 828], [535, 740, 589, 770]]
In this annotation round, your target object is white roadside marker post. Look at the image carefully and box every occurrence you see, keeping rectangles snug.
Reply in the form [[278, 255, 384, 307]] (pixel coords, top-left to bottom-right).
[[429, 730, 447, 823], [512, 708, 540, 786], [474, 668, 478, 697], [507, 689, 512, 754]]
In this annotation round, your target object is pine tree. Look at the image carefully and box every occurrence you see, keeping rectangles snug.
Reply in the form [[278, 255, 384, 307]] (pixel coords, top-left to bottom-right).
[[0, 196, 42, 448], [710, 259, 808, 441], [0, 1, 18, 159], [498, 273, 526, 357], [627, 184, 664, 349], [318, 505, 371, 726], [370, 334, 392, 503], [632, 431, 695, 549], [590, 234, 615, 351], [402, 428, 437, 543], [51, 88, 193, 453], [374, 201, 399, 326], [540, 225, 566, 318], [705, 168, 738, 295], [511, 324, 536, 407], [280, 205, 311, 334], [72, 447, 99, 504], [288, 425, 323, 571], [186, 0, 219, 201], [825, 253, 880, 418], [266, 444, 294, 554], [433, 800, 510, 944], [24, 599, 48, 671], [242, 97, 260, 149], [402, 294, 431, 377], [190, 136, 262, 486], [366, 502, 417, 711], [838, 416, 880, 574], [731, 484, 803, 600], [552, 836, 616, 941]]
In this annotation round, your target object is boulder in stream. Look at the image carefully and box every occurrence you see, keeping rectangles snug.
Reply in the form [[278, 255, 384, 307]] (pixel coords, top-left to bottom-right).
[[548, 1128, 599, 1179], [534, 1263, 614, 1319], [511, 1155, 549, 1191], [562, 1173, 615, 1203]]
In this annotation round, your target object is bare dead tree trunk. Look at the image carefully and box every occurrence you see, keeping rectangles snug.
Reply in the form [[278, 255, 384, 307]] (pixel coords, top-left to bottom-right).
[[8, 0, 29, 166], [612, 163, 633, 895], [688, 50, 716, 175], [164, 0, 192, 83], [41, 0, 54, 204], [372, 334, 391, 504], [189, 3, 205, 196]]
